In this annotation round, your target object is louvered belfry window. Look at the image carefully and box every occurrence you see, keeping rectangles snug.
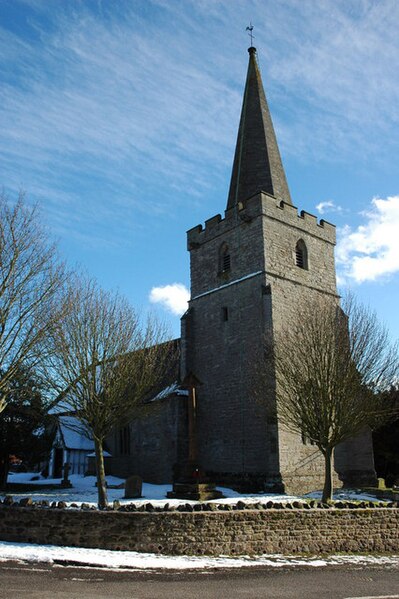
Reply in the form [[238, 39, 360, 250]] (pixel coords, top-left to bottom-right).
[[295, 240, 308, 270], [220, 243, 231, 273], [222, 252, 231, 272], [295, 246, 304, 268]]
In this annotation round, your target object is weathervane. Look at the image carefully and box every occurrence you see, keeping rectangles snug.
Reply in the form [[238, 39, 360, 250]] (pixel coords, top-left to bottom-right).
[[246, 22, 254, 46]]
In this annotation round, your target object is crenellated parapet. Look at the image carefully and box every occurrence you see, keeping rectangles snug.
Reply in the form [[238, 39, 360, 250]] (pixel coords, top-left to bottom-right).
[[187, 204, 239, 250], [187, 191, 336, 250], [258, 193, 336, 245]]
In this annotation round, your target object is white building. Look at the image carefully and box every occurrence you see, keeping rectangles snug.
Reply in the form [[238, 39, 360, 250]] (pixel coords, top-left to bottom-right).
[[48, 416, 95, 477]]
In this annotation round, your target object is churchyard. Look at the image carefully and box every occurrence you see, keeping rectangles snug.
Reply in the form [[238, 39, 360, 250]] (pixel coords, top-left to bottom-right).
[[2, 471, 387, 507]]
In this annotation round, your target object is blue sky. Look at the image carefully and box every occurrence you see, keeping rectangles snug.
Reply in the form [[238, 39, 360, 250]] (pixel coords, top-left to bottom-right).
[[1, 0, 398, 341]]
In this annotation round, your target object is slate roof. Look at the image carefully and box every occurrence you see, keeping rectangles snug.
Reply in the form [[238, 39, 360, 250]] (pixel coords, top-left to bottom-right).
[[227, 46, 292, 209]]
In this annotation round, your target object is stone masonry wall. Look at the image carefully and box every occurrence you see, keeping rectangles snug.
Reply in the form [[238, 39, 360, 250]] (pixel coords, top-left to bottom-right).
[[186, 196, 272, 477], [105, 395, 186, 484], [260, 193, 376, 491], [189, 276, 271, 476], [185, 191, 376, 492], [185, 193, 339, 489], [1, 506, 399, 556]]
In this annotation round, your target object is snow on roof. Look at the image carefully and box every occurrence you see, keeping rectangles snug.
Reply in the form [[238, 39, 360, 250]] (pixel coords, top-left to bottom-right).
[[149, 382, 180, 402], [59, 416, 95, 451]]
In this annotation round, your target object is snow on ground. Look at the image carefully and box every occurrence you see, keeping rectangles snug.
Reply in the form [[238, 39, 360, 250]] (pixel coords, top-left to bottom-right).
[[307, 489, 381, 502], [4, 472, 301, 506], [3, 473, 381, 506], [0, 541, 398, 571]]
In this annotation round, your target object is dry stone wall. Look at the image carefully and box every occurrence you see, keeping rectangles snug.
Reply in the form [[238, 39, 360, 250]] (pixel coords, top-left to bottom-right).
[[1, 504, 399, 556]]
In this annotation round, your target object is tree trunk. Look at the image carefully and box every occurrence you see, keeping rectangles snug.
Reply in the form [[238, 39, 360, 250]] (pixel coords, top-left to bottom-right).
[[94, 437, 108, 509], [322, 446, 334, 503]]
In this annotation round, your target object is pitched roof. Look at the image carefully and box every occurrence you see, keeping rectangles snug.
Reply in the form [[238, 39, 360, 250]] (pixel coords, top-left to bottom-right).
[[227, 47, 292, 209], [59, 416, 95, 451]]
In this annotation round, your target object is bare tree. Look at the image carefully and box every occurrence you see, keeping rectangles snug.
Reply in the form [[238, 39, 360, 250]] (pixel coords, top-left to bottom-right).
[[261, 295, 399, 503], [46, 275, 175, 508], [0, 191, 67, 414]]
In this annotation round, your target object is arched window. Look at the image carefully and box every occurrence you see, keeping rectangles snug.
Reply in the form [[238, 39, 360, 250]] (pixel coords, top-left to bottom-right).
[[219, 243, 231, 273], [295, 239, 308, 270]]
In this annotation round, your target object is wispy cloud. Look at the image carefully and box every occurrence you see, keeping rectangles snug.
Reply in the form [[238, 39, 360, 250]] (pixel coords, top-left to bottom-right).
[[149, 283, 190, 316], [336, 195, 399, 283], [1, 0, 399, 262], [1, 2, 399, 206], [264, 1, 399, 163], [0, 1, 242, 247]]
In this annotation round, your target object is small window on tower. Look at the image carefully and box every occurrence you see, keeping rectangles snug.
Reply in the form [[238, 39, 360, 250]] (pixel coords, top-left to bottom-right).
[[295, 239, 308, 270], [219, 243, 231, 273], [223, 252, 231, 271], [222, 306, 229, 321]]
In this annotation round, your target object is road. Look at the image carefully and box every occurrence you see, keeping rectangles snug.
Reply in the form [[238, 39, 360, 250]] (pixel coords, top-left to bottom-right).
[[1, 561, 399, 598]]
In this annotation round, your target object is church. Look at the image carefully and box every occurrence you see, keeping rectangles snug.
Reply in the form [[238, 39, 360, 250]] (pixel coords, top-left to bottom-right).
[[105, 46, 377, 494]]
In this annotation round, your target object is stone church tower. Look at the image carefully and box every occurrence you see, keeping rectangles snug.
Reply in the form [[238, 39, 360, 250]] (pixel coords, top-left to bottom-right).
[[181, 47, 376, 494]]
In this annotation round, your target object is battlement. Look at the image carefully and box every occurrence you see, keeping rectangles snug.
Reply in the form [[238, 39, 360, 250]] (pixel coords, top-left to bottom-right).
[[187, 192, 336, 249], [259, 194, 336, 244], [187, 204, 239, 249]]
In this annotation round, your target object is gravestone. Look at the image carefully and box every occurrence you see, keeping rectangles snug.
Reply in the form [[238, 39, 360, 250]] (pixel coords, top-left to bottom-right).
[[377, 477, 386, 490], [60, 462, 72, 488], [124, 475, 142, 499]]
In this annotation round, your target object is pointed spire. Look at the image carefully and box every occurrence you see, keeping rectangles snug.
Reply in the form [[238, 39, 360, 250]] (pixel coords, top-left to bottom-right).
[[227, 47, 292, 209]]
